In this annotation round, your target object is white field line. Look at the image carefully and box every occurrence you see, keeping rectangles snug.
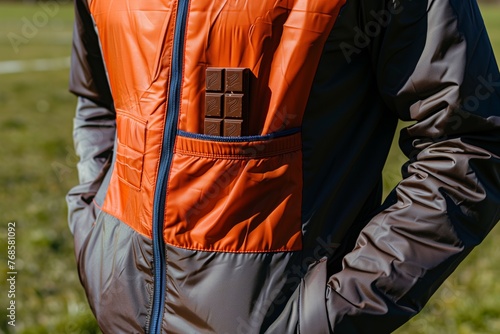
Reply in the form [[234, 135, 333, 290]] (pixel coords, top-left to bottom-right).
[[0, 57, 71, 74]]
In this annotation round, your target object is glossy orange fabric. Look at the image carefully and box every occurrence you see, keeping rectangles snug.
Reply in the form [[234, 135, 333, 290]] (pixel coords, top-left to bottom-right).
[[181, 1, 346, 134], [91, 0, 346, 251], [90, 0, 177, 237], [165, 133, 303, 252]]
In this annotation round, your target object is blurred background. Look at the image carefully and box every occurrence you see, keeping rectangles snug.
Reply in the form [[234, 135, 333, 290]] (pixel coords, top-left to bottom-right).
[[0, 1, 499, 333]]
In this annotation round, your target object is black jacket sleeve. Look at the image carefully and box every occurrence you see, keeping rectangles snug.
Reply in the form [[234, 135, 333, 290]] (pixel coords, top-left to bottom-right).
[[325, 0, 500, 332], [66, 0, 115, 244]]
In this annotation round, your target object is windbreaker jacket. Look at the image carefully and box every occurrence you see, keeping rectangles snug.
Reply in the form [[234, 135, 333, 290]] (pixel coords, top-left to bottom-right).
[[67, 0, 500, 332]]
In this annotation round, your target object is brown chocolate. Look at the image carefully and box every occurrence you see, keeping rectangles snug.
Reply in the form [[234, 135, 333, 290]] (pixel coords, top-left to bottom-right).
[[206, 68, 224, 92], [204, 67, 250, 136], [205, 93, 223, 117], [224, 119, 243, 137], [225, 68, 249, 93], [224, 94, 245, 118], [204, 118, 223, 136]]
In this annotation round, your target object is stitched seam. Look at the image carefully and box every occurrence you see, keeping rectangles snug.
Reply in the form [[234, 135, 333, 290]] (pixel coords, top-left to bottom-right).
[[164, 241, 302, 254], [174, 146, 301, 159]]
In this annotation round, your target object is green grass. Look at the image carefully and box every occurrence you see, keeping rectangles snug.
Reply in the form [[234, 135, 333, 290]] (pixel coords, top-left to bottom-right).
[[0, 2, 73, 61], [0, 2, 499, 334], [0, 4, 99, 334]]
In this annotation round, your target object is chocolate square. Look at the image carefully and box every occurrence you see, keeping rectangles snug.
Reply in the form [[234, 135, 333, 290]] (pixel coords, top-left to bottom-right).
[[225, 68, 249, 93], [206, 68, 225, 92], [204, 118, 223, 136], [205, 93, 223, 117], [224, 94, 245, 118], [224, 119, 244, 137]]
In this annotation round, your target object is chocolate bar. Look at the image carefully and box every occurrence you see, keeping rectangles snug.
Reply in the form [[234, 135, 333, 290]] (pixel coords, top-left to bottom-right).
[[204, 67, 250, 137]]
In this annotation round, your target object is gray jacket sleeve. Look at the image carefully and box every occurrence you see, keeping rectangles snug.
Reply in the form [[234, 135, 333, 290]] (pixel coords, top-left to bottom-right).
[[326, 0, 500, 332], [66, 0, 115, 246]]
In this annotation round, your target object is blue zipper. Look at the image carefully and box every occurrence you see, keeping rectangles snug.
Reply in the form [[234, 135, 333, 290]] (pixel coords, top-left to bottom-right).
[[149, 1, 190, 333], [177, 127, 301, 142]]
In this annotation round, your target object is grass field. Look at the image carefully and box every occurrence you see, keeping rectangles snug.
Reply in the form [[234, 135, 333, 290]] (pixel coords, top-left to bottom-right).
[[0, 2, 499, 333]]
